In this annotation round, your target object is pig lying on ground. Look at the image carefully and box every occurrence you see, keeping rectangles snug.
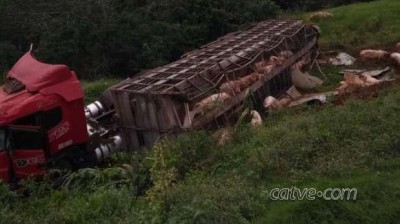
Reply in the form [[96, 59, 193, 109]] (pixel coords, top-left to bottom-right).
[[393, 43, 400, 53], [250, 110, 262, 127], [390, 52, 400, 65], [359, 49, 389, 61], [309, 11, 333, 20], [263, 95, 293, 111], [263, 96, 281, 110], [337, 73, 381, 94]]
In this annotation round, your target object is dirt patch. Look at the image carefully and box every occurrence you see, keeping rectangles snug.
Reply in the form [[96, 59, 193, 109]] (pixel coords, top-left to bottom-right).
[[333, 81, 399, 105]]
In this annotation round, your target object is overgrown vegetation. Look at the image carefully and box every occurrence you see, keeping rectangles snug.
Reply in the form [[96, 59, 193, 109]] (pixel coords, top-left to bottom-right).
[[2, 82, 400, 223], [298, 0, 400, 52], [273, 0, 374, 11], [0, 0, 279, 78], [0, 0, 373, 79], [81, 77, 122, 104]]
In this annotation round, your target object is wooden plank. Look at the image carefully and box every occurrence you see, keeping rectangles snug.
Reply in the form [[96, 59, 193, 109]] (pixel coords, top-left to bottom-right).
[[111, 91, 140, 151], [134, 94, 160, 149], [146, 95, 161, 148], [158, 96, 181, 130], [134, 95, 149, 148]]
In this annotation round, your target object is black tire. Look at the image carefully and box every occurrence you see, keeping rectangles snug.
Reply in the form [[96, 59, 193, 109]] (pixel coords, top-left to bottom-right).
[[99, 88, 114, 111]]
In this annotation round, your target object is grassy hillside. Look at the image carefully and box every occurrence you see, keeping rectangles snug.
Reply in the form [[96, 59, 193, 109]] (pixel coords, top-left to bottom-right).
[[298, 0, 400, 51], [2, 84, 400, 223], [81, 78, 122, 104], [1, 1, 400, 223]]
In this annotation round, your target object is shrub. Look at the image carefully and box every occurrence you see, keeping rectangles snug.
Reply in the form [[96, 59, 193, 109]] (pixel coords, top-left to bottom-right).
[[149, 131, 215, 180], [0, 0, 279, 78], [160, 173, 264, 224]]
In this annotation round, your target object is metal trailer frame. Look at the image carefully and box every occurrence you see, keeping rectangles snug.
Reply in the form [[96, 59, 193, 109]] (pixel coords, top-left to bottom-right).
[[110, 19, 320, 150]]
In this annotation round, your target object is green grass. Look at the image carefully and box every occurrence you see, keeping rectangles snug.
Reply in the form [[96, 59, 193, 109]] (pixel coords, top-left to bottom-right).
[[289, 0, 400, 52], [80, 77, 123, 104], [2, 84, 400, 223], [256, 171, 400, 223], [150, 86, 400, 223]]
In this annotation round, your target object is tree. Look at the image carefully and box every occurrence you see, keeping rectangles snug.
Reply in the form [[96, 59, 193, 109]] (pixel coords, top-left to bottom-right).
[[0, 0, 371, 78]]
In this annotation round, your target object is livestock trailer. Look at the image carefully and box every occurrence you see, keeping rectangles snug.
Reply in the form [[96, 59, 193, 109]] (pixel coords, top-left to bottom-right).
[[111, 19, 320, 150]]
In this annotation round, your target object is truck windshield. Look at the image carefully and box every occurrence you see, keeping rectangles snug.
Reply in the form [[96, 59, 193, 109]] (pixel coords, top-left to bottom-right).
[[0, 129, 5, 151]]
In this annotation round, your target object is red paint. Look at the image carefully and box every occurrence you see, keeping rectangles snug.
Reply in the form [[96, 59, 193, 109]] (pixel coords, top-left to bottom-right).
[[0, 52, 89, 182], [8, 52, 72, 92], [11, 150, 46, 180], [0, 151, 10, 182]]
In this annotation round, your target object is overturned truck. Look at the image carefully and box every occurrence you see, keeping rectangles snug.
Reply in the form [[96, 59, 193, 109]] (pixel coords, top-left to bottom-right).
[[110, 20, 320, 150]]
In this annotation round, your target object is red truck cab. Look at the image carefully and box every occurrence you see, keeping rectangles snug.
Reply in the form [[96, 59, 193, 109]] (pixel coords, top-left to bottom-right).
[[0, 52, 89, 182]]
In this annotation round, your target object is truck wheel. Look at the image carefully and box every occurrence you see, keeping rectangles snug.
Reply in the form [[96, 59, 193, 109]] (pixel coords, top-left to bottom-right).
[[99, 88, 114, 110]]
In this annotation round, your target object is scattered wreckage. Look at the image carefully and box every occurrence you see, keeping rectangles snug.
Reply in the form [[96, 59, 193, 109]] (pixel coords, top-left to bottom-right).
[[1, 15, 398, 182], [259, 42, 400, 118], [1, 19, 325, 182]]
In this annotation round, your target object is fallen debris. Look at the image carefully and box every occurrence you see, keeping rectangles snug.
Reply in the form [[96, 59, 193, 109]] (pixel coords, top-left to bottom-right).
[[334, 81, 398, 105], [202, 41, 400, 140], [329, 52, 356, 66], [291, 68, 323, 89], [286, 86, 302, 99], [252, 42, 400, 131], [378, 70, 396, 81], [336, 43, 400, 97], [288, 91, 338, 107], [340, 67, 391, 78], [337, 72, 387, 94]]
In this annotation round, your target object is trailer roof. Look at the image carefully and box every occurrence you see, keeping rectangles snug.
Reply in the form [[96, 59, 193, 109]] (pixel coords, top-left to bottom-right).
[[112, 20, 306, 101]]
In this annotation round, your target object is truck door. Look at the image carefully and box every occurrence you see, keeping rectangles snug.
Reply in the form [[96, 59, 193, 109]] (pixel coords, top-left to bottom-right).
[[9, 125, 46, 179], [0, 128, 11, 182]]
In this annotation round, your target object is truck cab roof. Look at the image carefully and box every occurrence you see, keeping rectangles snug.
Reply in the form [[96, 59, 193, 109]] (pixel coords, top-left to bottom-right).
[[7, 52, 72, 92], [0, 52, 84, 125]]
